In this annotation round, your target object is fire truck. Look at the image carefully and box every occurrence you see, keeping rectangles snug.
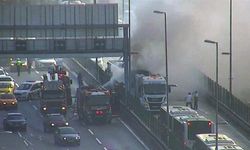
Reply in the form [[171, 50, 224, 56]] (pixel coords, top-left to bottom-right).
[[40, 73, 68, 115], [76, 86, 112, 124], [48, 64, 72, 105], [134, 72, 167, 111]]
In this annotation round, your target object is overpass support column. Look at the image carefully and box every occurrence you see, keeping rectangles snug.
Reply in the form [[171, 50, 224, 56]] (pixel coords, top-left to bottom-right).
[[123, 26, 129, 106]]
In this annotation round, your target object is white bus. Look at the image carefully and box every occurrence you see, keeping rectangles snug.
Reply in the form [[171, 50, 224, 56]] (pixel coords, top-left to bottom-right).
[[192, 134, 243, 150]]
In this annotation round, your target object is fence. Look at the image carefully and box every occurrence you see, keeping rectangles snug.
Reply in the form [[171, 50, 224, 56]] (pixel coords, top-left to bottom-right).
[[202, 73, 250, 133]]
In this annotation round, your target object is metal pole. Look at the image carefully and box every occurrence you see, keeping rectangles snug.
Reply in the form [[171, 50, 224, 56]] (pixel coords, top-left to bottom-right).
[[215, 42, 218, 150], [229, 0, 232, 94], [164, 12, 169, 147]]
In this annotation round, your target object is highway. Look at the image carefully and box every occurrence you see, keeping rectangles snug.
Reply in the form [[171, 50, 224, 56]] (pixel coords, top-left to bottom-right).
[[0, 60, 148, 150]]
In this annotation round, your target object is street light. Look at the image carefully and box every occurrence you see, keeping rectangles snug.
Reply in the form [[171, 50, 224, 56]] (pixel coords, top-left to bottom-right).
[[153, 10, 169, 146], [204, 39, 219, 150]]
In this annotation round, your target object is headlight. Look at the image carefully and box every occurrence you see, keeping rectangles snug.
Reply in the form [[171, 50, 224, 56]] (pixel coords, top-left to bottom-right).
[[65, 122, 69, 126], [43, 107, 47, 111], [76, 136, 80, 140], [61, 106, 66, 110], [3, 102, 6, 105], [11, 102, 16, 105], [51, 123, 55, 126], [11, 64, 14, 66], [63, 137, 67, 140]]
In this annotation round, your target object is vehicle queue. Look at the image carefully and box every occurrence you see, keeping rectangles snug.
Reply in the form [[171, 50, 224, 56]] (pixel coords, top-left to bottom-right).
[[0, 63, 245, 149]]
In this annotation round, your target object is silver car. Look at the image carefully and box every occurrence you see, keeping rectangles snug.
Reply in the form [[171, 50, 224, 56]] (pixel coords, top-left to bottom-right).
[[14, 81, 42, 101]]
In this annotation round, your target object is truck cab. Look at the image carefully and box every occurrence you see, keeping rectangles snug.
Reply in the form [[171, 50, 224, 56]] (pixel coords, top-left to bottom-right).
[[135, 74, 166, 111]]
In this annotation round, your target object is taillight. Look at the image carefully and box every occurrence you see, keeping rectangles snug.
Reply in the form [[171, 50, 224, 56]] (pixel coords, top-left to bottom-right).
[[96, 110, 103, 115]]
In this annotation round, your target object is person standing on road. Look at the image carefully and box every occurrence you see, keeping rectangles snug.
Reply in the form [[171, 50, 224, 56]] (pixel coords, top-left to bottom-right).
[[16, 59, 21, 76], [193, 90, 199, 110], [185, 92, 193, 109]]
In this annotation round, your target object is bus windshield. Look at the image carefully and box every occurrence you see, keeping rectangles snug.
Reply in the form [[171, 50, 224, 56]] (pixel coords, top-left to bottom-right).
[[188, 121, 212, 140], [144, 84, 166, 95]]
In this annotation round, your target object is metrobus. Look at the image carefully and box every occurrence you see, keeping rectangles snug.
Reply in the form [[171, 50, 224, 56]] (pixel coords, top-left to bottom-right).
[[160, 106, 214, 150], [192, 134, 243, 150]]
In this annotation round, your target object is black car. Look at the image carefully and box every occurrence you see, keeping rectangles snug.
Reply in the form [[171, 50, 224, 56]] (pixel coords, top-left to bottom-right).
[[3, 113, 27, 131], [43, 114, 69, 133], [54, 127, 80, 146]]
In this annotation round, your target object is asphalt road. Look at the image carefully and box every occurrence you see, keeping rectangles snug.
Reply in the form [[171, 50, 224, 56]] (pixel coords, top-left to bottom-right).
[[0, 61, 148, 150]]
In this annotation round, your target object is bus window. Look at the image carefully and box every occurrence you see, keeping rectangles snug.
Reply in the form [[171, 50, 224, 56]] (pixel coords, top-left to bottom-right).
[[188, 121, 212, 140]]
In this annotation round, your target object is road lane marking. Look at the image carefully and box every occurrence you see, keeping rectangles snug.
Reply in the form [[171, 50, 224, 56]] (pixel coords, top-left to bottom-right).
[[96, 138, 102, 145], [62, 62, 70, 71], [23, 140, 29, 147], [32, 105, 38, 110], [118, 118, 150, 150], [23, 137, 33, 146], [71, 58, 100, 83], [88, 129, 94, 135], [18, 132, 22, 137], [104, 147, 108, 150], [35, 70, 39, 74], [72, 72, 78, 78]]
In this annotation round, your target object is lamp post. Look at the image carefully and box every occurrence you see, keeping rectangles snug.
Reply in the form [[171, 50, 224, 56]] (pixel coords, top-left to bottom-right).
[[153, 10, 169, 146], [204, 39, 219, 150], [229, 0, 233, 94]]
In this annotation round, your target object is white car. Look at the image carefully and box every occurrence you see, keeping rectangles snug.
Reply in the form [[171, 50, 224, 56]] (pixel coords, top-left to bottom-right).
[[34, 58, 57, 70], [0, 67, 8, 76], [14, 81, 42, 101]]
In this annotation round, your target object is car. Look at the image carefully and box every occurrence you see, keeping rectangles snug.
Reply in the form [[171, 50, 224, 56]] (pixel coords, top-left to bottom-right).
[[34, 58, 57, 71], [3, 113, 27, 131], [0, 93, 17, 109], [0, 76, 15, 94], [14, 81, 42, 101], [54, 127, 80, 146], [43, 114, 69, 133], [0, 67, 8, 76]]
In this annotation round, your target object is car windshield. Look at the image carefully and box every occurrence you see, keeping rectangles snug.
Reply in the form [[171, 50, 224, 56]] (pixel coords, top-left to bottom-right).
[[59, 127, 77, 134], [0, 94, 15, 99], [8, 115, 25, 120], [48, 115, 65, 121], [17, 83, 31, 90], [0, 83, 11, 88], [0, 77, 12, 82], [0, 70, 5, 75]]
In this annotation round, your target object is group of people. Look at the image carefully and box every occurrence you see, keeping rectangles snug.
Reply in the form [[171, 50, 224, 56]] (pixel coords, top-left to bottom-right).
[[185, 91, 199, 110]]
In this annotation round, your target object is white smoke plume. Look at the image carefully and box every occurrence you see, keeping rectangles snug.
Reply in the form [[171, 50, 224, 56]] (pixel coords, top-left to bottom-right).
[[130, 0, 250, 102]]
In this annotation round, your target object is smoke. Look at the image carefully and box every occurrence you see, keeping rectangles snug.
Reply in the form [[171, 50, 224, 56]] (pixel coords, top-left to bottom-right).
[[130, 0, 250, 102]]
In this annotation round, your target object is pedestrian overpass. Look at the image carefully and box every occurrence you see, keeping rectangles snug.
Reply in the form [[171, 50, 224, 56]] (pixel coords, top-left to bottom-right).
[[0, 4, 129, 58]]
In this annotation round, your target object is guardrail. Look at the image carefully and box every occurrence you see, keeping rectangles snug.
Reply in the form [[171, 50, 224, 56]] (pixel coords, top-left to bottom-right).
[[201, 73, 250, 134]]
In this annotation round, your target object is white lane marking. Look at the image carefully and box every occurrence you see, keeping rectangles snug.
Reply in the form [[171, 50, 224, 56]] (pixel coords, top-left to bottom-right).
[[62, 62, 70, 70], [104, 147, 108, 150], [71, 58, 99, 83], [118, 118, 150, 150], [15, 83, 19, 88], [35, 70, 39, 74], [17, 132, 22, 137], [32, 105, 38, 110], [88, 129, 94, 135], [96, 138, 102, 145], [23, 137, 33, 146], [23, 140, 29, 147]]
